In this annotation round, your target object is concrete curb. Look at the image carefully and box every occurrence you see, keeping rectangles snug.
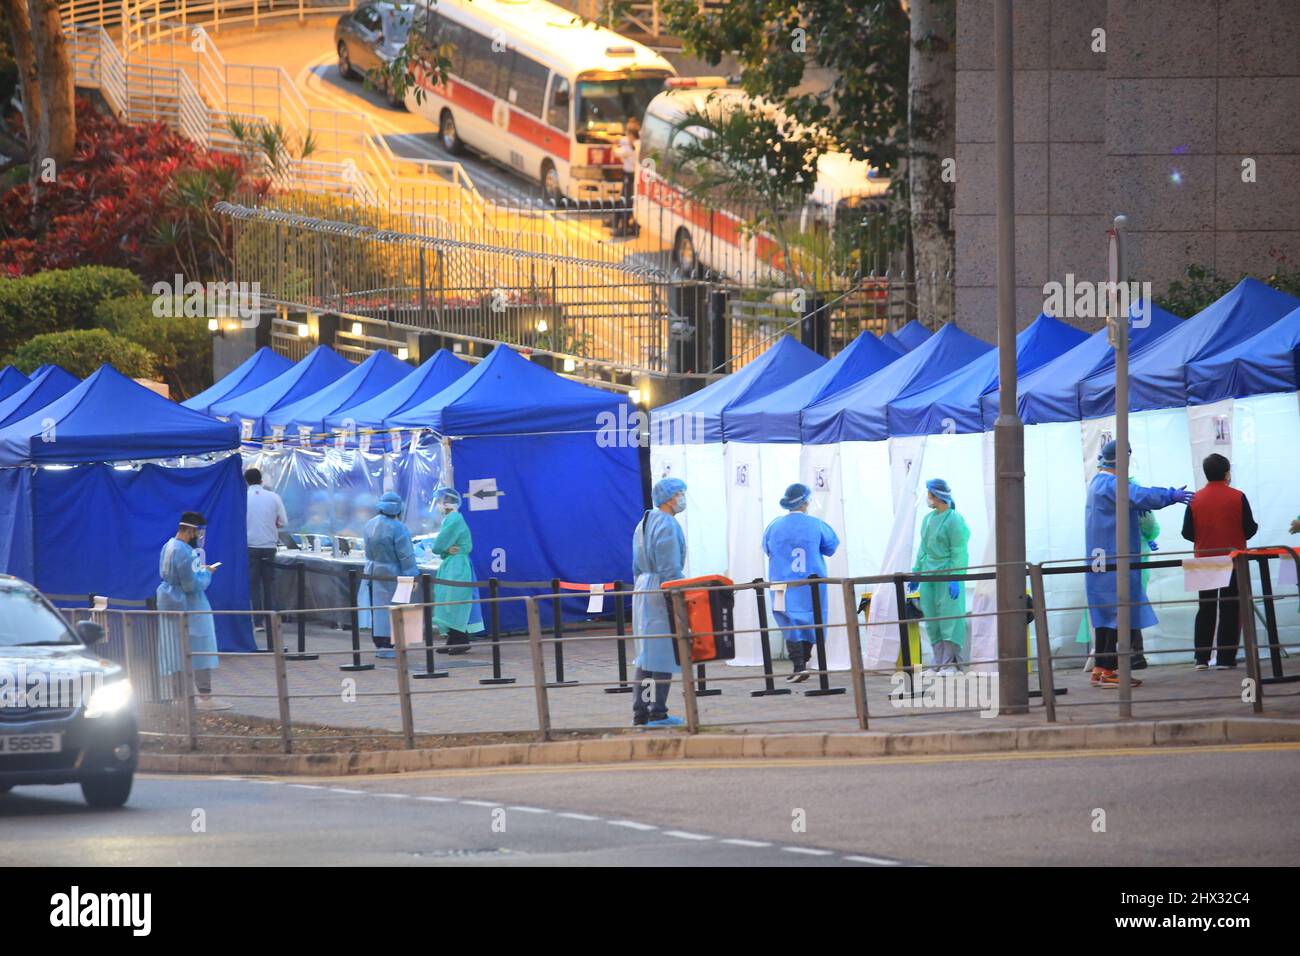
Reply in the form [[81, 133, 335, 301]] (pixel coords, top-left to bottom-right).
[[138, 717, 1300, 777]]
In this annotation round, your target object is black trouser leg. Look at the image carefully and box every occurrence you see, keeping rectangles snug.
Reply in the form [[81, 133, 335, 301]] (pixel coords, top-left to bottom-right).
[[785, 639, 807, 672], [632, 667, 671, 722], [1216, 571, 1241, 666], [1194, 587, 1219, 665], [1094, 627, 1118, 671]]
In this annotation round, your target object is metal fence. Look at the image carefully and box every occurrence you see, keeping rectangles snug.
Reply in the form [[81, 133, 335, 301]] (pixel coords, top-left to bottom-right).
[[60, 546, 1300, 752]]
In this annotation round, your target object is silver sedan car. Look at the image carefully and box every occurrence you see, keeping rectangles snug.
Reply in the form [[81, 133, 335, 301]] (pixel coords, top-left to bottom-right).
[[334, 1, 417, 108]]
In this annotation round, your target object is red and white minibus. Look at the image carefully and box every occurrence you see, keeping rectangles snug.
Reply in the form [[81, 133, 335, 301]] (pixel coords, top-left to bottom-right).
[[407, 0, 675, 202]]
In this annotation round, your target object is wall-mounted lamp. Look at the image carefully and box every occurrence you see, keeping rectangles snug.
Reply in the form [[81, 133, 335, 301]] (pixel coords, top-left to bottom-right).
[[297, 323, 309, 338], [207, 318, 219, 333], [536, 318, 549, 334], [563, 357, 576, 373], [397, 346, 410, 361], [629, 388, 642, 405], [351, 321, 363, 336]]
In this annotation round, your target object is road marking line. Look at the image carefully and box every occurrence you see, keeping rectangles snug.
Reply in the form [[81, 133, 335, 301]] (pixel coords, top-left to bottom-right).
[[460, 799, 499, 807], [609, 820, 657, 831], [329, 788, 366, 794], [287, 783, 326, 789], [662, 830, 712, 841], [558, 812, 601, 821], [507, 805, 550, 813], [843, 855, 901, 865], [782, 846, 834, 857], [417, 796, 455, 803], [721, 838, 772, 848], [375, 793, 410, 798]]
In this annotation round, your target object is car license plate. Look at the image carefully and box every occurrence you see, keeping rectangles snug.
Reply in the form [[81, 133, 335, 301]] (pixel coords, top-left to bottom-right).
[[0, 733, 63, 754]]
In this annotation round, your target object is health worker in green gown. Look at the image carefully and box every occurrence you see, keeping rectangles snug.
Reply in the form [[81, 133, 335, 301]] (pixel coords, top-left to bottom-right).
[[910, 478, 971, 673], [430, 487, 484, 655]]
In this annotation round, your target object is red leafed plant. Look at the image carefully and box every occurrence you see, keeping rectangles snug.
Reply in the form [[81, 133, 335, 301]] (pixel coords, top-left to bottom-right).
[[0, 98, 270, 282]]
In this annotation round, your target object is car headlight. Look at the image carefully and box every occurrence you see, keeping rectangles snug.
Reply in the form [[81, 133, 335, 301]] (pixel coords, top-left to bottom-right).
[[85, 679, 133, 719]]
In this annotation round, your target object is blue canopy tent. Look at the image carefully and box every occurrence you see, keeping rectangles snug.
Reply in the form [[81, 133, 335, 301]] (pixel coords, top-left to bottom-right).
[[325, 349, 470, 443], [208, 345, 353, 437], [265, 348, 413, 437], [984, 300, 1182, 426], [182, 346, 293, 417], [1079, 278, 1299, 417], [650, 335, 825, 444], [387, 345, 642, 630], [880, 332, 908, 354], [801, 323, 993, 443], [894, 320, 933, 351], [889, 314, 1089, 435], [0, 366, 28, 402], [1187, 305, 1300, 403], [0, 365, 254, 652], [723, 332, 902, 442], [0, 366, 79, 428]]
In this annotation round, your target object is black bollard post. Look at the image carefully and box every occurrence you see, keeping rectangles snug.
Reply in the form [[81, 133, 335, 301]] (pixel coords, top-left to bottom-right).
[[340, 568, 373, 672], [480, 578, 515, 685], [804, 575, 845, 697], [894, 575, 917, 699], [604, 579, 632, 693], [694, 662, 721, 696], [413, 573, 447, 680], [285, 561, 318, 661], [751, 581, 791, 697], [547, 578, 577, 687]]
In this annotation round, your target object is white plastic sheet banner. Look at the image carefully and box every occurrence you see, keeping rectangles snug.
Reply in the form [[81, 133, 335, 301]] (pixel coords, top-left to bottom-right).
[[392, 605, 424, 648], [587, 583, 605, 614], [725, 442, 768, 665], [862, 439, 925, 670], [1279, 556, 1298, 589], [392, 575, 415, 605], [1182, 556, 1233, 592], [1188, 399, 1235, 489]]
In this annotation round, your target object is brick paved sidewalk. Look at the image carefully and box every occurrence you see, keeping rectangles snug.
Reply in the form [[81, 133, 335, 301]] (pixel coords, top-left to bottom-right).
[[185, 622, 1300, 741]]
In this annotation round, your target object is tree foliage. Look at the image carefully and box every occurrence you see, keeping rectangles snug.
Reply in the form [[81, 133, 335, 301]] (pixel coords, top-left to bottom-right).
[[6, 327, 156, 378]]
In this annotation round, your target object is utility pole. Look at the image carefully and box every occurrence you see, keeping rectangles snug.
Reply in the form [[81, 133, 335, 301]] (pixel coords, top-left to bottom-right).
[[1110, 216, 1133, 717], [994, 0, 1029, 714]]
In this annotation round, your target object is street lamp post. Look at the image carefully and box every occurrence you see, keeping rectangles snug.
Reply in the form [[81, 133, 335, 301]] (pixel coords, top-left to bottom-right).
[[994, 0, 1029, 713], [1109, 216, 1133, 717]]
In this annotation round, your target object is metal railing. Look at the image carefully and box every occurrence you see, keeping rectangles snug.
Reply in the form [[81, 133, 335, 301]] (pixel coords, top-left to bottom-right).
[[57, 545, 1300, 752]]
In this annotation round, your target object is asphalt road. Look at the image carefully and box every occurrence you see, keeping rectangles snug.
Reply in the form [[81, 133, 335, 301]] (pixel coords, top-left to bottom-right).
[[3, 743, 1298, 866]]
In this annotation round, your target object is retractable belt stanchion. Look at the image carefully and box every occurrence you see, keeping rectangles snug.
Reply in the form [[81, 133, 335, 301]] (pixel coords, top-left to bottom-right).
[[285, 560, 318, 661], [804, 575, 844, 697], [547, 578, 577, 687], [413, 573, 447, 679], [605, 579, 633, 694], [751, 580, 791, 697], [340, 568, 373, 672], [479, 578, 515, 685]]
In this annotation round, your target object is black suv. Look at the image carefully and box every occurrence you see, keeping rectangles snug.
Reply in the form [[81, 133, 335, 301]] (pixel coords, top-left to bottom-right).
[[0, 576, 139, 807]]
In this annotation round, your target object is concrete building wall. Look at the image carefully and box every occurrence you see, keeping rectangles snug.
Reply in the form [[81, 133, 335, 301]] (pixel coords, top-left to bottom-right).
[[955, 0, 1300, 340]]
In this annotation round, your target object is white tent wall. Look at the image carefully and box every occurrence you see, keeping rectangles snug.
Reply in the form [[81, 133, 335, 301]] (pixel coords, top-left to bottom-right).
[[681, 442, 728, 578], [862, 443, 925, 669], [725, 441, 770, 665], [1230, 392, 1300, 648], [799, 441, 850, 670], [967, 431, 999, 673], [839, 440, 895, 579]]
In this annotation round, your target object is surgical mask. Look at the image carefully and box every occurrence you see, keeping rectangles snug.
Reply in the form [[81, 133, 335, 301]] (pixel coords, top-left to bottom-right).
[[438, 503, 456, 514], [670, 494, 686, 515]]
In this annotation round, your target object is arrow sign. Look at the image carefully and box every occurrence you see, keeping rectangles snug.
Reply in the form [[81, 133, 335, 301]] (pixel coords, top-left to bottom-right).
[[468, 478, 504, 511]]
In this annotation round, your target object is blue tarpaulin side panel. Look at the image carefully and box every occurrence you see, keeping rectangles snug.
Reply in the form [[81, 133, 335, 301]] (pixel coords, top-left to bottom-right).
[[29, 458, 255, 652], [266, 349, 413, 434], [651, 336, 826, 444], [208, 345, 354, 436], [182, 347, 294, 416], [889, 314, 1088, 435], [722, 332, 902, 442], [800, 323, 993, 443], [1080, 278, 1300, 417], [0, 365, 240, 465], [0, 366, 29, 402], [895, 320, 933, 351], [451, 432, 642, 632], [0, 366, 79, 428], [1187, 306, 1300, 403], [990, 301, 1182, 426], [389, 344, 638, 436], [326, 350, 470, 435], [0, 466, 34, 582]]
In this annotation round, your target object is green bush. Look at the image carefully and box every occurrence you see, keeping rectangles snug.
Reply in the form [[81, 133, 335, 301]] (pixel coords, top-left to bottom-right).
[[1157, 262, 1300, 318], [94, 295, 213, 400], [7, 328, 157, 379], [0, 267, 144, 356]]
